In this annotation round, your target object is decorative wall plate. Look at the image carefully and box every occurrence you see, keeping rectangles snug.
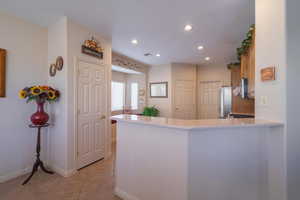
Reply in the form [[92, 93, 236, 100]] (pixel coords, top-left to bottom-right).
[[49, 64, 56, 77], [56, 56, 64, 71]]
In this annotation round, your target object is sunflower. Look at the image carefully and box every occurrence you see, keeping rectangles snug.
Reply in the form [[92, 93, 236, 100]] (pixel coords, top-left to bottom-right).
[[54, 90, 60, 98], [48, 90, 56, 100], [31, 86, 42, 95], [40, 86, 50, 91], [19, 90, 27, 99]]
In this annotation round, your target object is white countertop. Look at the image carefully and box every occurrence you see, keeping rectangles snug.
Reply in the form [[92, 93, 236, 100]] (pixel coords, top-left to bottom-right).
[[111, 114, 283, 130]]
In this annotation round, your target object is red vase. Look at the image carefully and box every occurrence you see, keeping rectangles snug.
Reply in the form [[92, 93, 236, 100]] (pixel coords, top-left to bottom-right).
[[31, 101, 49, 125]]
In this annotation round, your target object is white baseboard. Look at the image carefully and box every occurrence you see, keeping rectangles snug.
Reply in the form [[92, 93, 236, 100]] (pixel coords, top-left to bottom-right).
[[115, 187, 140, 200], [50, 165, 77, 177], [0, 167, 31, 183]]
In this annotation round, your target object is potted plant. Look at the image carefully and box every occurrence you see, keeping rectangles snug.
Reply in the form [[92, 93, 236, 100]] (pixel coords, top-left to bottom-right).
[[142, 106, 159, 117], [19, 86, 60, 125]]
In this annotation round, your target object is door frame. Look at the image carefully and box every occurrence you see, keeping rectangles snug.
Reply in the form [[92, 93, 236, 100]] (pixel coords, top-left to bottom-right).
[[74, 56, 111, 169]]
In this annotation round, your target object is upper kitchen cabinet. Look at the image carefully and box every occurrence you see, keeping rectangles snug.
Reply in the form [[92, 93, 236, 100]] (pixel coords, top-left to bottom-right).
[[248, 31, 255, 98], [240, 28, 255, 99]]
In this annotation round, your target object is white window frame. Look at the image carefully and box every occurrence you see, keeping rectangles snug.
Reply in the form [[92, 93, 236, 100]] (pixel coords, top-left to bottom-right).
[[111, 81, 125, 111], [131, 82, 139, 110]]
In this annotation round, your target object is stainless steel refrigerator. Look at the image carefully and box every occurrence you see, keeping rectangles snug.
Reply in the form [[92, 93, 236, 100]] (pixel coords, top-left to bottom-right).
[[219, 86, 232, 118]]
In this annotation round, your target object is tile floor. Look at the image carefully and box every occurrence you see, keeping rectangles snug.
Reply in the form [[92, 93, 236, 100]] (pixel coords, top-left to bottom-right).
[[0, 156, 122, 200]]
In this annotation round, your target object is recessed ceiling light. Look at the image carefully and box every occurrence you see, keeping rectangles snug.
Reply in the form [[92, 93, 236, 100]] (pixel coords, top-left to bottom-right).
[[156, 53, 161, 57], [197, 46, 204, 50], [205, 57, 211, 61], [184, 24, 193, 31], [144, 53, 153, 57], [131, 39, 138, 45]]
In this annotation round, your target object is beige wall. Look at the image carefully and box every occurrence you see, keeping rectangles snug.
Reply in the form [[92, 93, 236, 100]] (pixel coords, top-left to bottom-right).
[[0, 12, 48, 182], [112, 71, 126, 83], [197, 64, 231, 84], [171, 63, 197, 119], [148, 64, 172, 117], [197, 64, 231, 119], [148, 63, 231, 119]]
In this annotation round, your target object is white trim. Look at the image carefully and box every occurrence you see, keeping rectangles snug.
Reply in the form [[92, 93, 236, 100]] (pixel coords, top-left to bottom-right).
[[51, 165, 77, 177], [114, 188, 140, 200], [0, 167, 31, 183]]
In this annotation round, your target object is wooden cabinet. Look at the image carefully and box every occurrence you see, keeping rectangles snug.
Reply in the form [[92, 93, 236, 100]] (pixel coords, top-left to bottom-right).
[[231, 66, 254, 114], [240, 31, 255, 98], [240, 54, 249, 78], [248, 34, 255, 98]]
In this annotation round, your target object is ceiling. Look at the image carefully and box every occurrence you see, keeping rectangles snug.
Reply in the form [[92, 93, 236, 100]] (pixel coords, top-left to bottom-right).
[[0, 0, 254, 65]]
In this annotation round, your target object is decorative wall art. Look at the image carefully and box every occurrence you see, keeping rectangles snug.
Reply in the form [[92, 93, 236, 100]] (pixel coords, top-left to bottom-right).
[[0, 48, 6, 97], [82, 37, 103, 59], [261, 66, 275, 81], [150, 82, 168, 98], [49, 56, 64, 77]]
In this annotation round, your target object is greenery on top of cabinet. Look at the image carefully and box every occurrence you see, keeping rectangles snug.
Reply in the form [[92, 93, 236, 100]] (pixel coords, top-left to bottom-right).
[[237, 24, 255, 61]]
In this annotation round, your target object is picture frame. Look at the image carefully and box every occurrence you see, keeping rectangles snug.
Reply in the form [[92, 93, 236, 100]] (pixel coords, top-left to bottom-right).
[[261, 66, 275, 81], [150, 82, 168, 98], [0, 48, 6, 97]]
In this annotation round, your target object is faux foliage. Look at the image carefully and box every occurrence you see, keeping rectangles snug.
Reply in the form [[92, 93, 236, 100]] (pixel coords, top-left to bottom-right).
[[142, 106, 159, 117]]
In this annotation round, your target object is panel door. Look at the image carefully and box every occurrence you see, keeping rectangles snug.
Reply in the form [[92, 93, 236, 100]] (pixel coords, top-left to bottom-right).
[[198, 81, 222, 119], [77, 61, 106, 169], [173, 80, 196, 119]]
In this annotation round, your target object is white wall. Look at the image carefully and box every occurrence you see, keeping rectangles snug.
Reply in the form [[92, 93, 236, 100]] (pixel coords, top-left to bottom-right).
[[0, 13, 48, 182], [47, 17, 69, 175], [148, 64, 172, 117], [285, 0, 300, 199], [255, 0, 287, 122], [256, 2, 287, 200], [0, 15, 112, 180], [66, 19, 112, 172]]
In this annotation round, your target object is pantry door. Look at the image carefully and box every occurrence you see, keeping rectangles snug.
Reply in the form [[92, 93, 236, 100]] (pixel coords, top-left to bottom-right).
[[76, 60, 107, 169], [198, 81, 222, 119], [173, 80, 196, 119]]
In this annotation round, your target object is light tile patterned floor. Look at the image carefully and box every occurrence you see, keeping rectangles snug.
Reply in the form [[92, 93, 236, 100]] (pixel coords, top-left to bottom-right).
[[0, 156, 121, 200]]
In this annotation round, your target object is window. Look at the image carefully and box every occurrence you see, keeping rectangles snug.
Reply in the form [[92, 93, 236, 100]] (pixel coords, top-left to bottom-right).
[[111, 82, 125, 111], [131, 83, 138, 110]]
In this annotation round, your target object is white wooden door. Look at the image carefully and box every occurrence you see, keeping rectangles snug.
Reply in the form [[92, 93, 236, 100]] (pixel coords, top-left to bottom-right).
[[77, 60, 106, 169], [173, 80, 196, 119], [198, 81, 222, 119]]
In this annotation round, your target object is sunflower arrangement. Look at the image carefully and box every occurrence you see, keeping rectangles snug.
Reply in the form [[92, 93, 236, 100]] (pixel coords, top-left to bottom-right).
[[19, 85, 60, 103]]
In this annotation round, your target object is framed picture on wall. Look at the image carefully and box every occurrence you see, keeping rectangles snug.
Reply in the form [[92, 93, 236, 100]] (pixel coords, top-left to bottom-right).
[[150, 82, 168, 98], [0, 48, 6, 97]]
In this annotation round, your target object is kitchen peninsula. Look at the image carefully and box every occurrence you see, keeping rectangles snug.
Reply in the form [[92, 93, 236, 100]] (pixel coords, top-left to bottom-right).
[[112, 114, 285, 200]]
